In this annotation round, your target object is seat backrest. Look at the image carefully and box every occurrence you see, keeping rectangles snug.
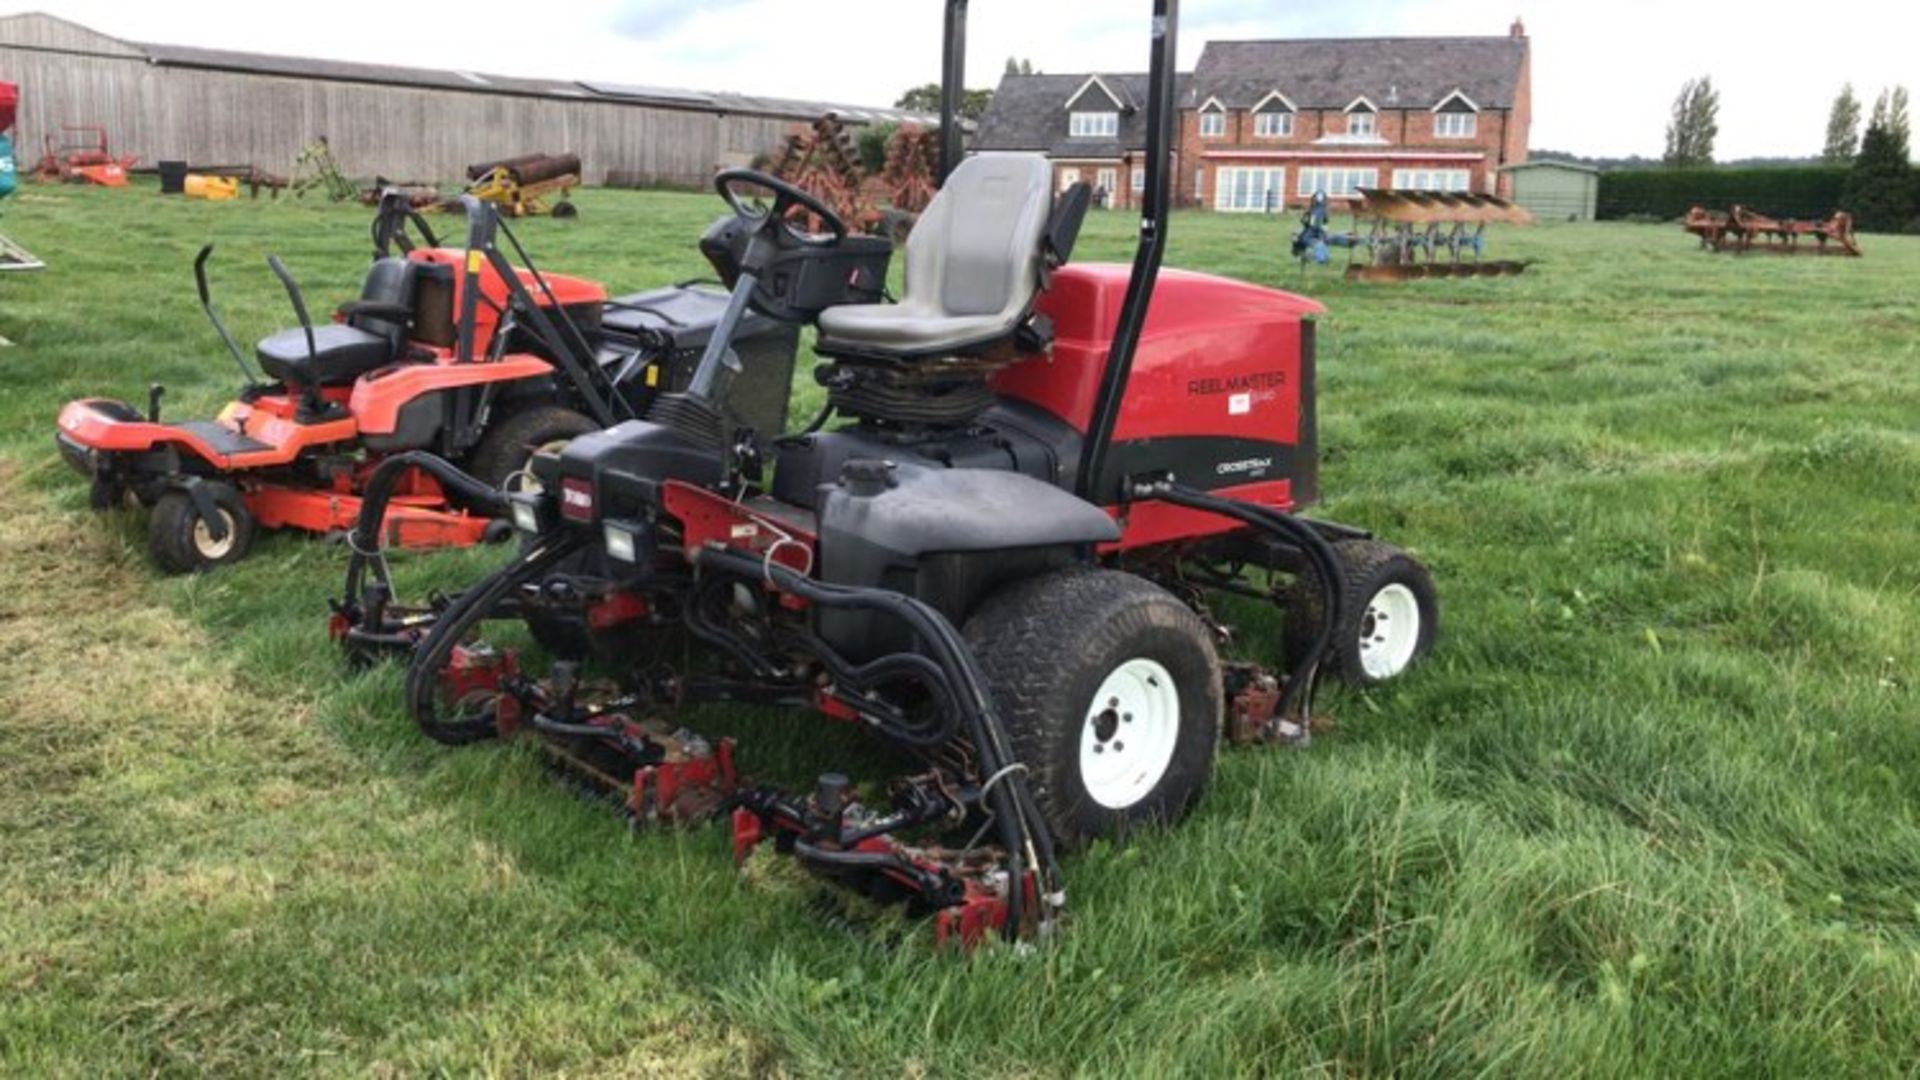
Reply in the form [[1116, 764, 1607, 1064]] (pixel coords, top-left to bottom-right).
[[349, 257, 415, 354], [903, 154, 1053, 321]]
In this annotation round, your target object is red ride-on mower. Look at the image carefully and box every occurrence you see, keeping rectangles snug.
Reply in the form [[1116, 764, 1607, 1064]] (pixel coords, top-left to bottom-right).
[[55, 194, 797, 573], [335, 0, 1437, 946]]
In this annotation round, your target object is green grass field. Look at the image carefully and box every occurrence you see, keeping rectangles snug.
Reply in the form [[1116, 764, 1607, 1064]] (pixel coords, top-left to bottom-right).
[[2, 183, 1919, 1076]]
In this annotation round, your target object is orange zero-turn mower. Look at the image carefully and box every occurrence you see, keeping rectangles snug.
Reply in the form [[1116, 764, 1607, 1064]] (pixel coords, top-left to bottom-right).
[[55, 193, 649, 572]]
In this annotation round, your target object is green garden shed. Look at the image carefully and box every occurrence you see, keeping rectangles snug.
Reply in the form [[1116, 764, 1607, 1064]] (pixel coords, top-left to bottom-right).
[[1501, 160, 1599, 222]]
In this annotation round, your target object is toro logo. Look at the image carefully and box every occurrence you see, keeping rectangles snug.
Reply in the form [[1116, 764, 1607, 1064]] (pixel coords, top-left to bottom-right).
[[560, 478, 596, 521], [1187, 370, 1287, 397]]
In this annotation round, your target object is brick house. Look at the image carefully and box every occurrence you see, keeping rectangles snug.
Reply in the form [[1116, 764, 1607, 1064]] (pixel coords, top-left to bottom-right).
[[972, 20, 1531, 212], [967, 71, 1190, 209]]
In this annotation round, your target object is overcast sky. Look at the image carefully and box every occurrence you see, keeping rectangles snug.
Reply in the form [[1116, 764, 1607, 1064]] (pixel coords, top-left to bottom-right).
[[10, 0, 1917, 160]]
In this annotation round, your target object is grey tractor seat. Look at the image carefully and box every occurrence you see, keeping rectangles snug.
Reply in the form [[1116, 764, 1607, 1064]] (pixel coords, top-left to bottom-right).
[[255, 324, 396, 387], [255, 256, 418, 387], [815, 153, 1053, 359]]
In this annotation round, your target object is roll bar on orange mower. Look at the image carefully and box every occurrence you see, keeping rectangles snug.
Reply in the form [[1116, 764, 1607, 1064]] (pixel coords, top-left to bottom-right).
[[936, 0, 1180, 503]]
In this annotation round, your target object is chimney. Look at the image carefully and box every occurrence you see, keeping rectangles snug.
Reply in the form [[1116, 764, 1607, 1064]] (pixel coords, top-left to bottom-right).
[[1509, 16, 1526, 38]]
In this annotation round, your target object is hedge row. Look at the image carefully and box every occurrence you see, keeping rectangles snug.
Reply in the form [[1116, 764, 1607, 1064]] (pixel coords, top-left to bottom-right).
[[1595, 166, 1850, 221]]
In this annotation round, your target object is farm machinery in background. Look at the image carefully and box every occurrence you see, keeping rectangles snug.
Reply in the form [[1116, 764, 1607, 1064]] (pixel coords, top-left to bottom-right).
[[0, 80, 44, 271], [1292, 188, 1533, 281], [30, 123, 137, 187], [291, 138, 360, 202], [1682, 205, 1860, 257], [768, 114, 940, 237], [463, 152, 581, 219]]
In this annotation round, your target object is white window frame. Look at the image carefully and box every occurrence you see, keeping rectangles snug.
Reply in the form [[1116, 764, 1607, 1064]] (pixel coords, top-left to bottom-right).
[[1213, 166, 1287, 213], [1198, 107, 1226, 139], [1253, 111, 1294, 138], [1346, 109, 1376, 137], [1391, 168, 1471, 192], [1434, 112, 1477, 138], [1195, 168, 1206, 200], [1096, 166, 1118, 195], [1070, 111, 1119, 138], [1131, 167, 1145, 193], [1296, 166, 1379, 199]]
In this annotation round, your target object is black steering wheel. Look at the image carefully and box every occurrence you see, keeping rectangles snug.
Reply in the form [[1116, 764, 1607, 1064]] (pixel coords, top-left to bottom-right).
[[713, 168, 848, 246]]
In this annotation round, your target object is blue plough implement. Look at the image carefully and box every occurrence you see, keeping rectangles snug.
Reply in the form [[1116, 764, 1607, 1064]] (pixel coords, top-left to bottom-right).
[[1291, 188, 1529, 281]]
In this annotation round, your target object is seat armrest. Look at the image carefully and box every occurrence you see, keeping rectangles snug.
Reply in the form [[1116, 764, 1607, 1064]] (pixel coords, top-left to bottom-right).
[[1045, 183, 1092, 268]]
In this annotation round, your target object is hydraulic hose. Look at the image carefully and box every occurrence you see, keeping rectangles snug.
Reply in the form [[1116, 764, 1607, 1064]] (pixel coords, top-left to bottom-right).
[[694, 546, 1060, 939], [403, 531, 588, 743], [343, 451, 510, 601], [1139, 482, 1345, 728]]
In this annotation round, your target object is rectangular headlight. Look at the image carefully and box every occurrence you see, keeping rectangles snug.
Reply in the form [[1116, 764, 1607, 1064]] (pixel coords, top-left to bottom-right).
[[603, 520, 640, 563], [508, 492, 546, 534]]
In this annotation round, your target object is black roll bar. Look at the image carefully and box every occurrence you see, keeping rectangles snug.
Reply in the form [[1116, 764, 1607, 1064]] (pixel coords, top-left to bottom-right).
[[1073, 0, 1177, 500], [938, 0, 1178, 501], [938, 0, 968, 183]]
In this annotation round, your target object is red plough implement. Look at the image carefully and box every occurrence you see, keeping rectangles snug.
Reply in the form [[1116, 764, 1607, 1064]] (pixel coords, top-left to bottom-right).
[[32, 124, 137, 187], [1682, 204, 1860, 256], [770, 115, 939, 237]]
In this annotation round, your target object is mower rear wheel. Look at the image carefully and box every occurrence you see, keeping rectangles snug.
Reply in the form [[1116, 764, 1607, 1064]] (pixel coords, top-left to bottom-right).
[[963, 568, 1222, 850], [148, 485, 255, 574], [1284, 538, 1437, 687], [466, 404, 597, 491]]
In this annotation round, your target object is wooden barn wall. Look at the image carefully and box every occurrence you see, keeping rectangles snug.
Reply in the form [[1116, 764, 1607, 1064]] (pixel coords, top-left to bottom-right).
[[0, 45, 795, 187]]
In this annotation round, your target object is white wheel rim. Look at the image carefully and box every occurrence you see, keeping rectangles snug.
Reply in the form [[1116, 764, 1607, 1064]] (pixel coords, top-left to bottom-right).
[[1079, 657, 1181, 810], [1358, 583, 1421, 680], [191, 511, 237, 560]]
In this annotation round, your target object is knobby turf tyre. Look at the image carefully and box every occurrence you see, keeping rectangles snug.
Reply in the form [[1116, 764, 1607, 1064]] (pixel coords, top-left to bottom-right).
[[1284, 538, 1438, 687], [465, 404, 597, 491], [147, 485, 254, 574], [962, 568, 1222, 850]]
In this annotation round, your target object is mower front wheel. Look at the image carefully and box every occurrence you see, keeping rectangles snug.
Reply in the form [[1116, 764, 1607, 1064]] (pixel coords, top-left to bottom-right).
[[1284, 538, 1438, 687], [148, 485, 255, 574], [964, 568, 1222, 850]]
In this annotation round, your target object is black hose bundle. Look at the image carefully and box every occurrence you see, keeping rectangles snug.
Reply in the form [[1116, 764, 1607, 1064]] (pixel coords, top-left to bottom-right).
[[695, 546, 1061, 940], [402, 531, 588, 745], [1141, 482, 1344, 728], [342, 452, 509, 602]]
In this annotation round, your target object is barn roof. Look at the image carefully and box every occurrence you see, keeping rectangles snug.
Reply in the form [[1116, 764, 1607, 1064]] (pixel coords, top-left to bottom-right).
[[0, 13, 936, 125], [974, 72, 1193, 158], [1191, 37, 1528, 111]]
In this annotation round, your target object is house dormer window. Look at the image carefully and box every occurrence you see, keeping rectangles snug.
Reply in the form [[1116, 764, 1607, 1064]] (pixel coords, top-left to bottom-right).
[[1251, 91, 1295, 138], [1345, 100, 1377, 137], [1198, 98, 1226, 138], [1433, 90, 1479, 138], [1070, 111, 1119, 138], [1065, 75, 1124, 139]]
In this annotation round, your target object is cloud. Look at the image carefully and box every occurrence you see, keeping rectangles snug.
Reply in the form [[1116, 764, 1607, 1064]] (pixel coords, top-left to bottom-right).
[[610, 0, 759, 37]]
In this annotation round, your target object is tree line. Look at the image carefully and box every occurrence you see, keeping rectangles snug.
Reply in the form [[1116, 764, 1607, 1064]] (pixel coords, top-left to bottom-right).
[[1660, 76, 1915, 231]]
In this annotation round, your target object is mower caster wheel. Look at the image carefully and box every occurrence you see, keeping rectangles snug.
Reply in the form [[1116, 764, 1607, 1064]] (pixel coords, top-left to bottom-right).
[[1285, 538, 1438, 687], [963, 568, 1222, 850], [481, 520, 514, 544], [148, 484, 254, 574], [551, 200, 578, 220]]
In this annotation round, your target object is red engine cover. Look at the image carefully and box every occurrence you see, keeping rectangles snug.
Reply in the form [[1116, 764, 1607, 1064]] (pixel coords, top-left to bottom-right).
[[990, 264, 1326, 547]]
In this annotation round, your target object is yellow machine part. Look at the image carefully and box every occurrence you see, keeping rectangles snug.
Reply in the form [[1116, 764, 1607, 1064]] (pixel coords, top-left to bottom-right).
[[184, 174, 240, 201]]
